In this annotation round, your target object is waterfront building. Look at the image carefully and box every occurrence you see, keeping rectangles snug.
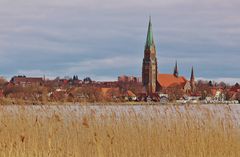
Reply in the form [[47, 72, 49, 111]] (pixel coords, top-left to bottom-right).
[[142, 18, 196, 95], [142, 17, 158, 95]]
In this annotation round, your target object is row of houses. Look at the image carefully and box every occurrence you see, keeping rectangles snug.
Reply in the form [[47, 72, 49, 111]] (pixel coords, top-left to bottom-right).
[[3, 75, 240, 103]]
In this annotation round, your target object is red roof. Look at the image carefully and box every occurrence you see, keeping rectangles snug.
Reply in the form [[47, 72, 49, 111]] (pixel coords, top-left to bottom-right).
[[210, 87, 224, 96], [230, 86, 240, 92], [125, 90, 136, 97], [101, 87, 120, 97], [211, 88, 217, 96], [157, 74, 187, 88]]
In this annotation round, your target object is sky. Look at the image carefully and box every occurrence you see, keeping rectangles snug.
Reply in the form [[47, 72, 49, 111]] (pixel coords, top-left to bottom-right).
[[0, 0, 239, 84]]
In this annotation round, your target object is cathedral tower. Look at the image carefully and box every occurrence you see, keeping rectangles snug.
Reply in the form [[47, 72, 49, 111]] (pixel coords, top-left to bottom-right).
[[142, 17, 158, 95]]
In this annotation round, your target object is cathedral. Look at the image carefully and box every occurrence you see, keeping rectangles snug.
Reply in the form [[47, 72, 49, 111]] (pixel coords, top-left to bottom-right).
[[142, 18, 196, 95]]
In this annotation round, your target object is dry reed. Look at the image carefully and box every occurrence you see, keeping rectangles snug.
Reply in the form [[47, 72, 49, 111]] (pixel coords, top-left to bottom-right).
[[0, 105, 239, 157]]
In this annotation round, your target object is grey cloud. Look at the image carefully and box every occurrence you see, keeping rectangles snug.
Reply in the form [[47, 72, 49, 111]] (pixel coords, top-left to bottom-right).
[[0, 0, 239, 81]]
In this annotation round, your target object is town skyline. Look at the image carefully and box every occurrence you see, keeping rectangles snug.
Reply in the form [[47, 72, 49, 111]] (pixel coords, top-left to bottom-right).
[[0, 0, 239, 84]]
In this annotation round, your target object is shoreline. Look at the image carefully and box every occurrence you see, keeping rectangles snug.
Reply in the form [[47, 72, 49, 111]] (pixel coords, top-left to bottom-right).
[[0, 98, 239, 106]]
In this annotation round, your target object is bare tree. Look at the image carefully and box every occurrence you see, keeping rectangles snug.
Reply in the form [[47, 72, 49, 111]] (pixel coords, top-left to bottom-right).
[[0, 77, 7, 88]]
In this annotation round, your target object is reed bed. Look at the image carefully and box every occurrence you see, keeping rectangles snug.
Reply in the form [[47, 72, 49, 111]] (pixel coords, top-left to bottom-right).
[[0, 105, 239, 157]]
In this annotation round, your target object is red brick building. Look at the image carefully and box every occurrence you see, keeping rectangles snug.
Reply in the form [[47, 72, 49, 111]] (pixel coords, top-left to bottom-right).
[[10, 76, 43, 86], [142, 17, 158, 94], [142, 18, 196, 96]]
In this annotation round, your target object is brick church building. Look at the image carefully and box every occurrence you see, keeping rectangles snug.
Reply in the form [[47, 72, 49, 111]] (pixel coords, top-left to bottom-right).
[[142, 17, 196, 95]]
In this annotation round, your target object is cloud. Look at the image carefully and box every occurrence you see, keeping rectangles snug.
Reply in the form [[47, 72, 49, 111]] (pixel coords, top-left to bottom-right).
[[17, 69, 52, 77], [197, 77, 240, 85], [0, 0, 239, 81]]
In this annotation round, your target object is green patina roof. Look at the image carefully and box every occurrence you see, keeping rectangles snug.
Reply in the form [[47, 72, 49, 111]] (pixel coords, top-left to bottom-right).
[[145, 17, 155, 48]]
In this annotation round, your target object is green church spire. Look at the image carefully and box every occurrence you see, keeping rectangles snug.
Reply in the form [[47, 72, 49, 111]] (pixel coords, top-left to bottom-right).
[[145, 16, 155, 48]]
